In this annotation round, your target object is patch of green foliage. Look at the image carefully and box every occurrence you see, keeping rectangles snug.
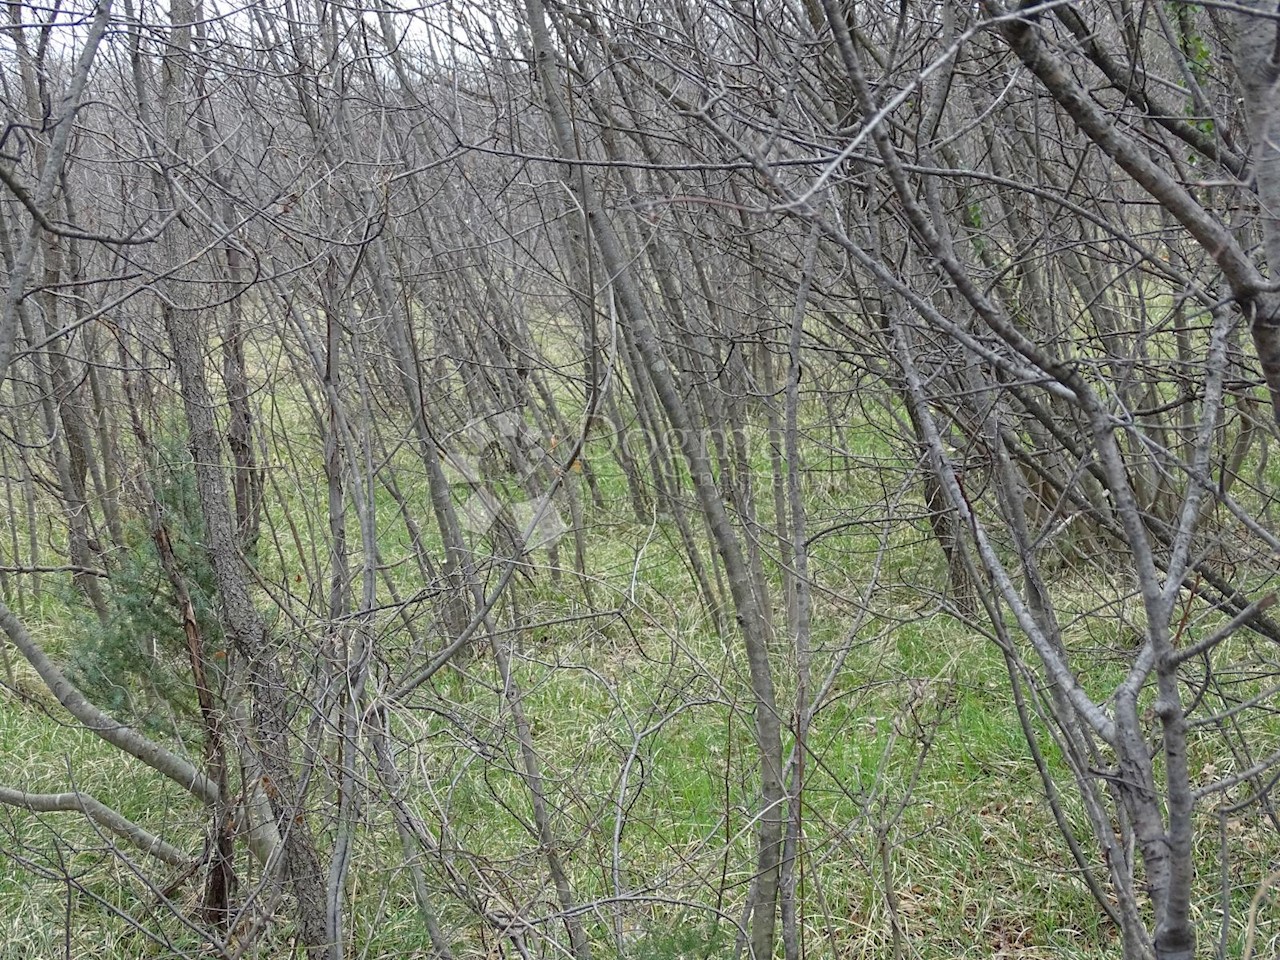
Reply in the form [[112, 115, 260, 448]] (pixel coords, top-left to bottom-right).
[[67, 435, 224, 734]]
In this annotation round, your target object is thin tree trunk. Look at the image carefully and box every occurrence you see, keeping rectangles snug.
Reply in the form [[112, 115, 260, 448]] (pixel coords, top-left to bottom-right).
[[522, 5, 786, 953]]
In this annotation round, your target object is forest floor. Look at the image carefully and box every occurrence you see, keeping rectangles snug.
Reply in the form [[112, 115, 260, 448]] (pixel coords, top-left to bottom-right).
[[0, 416, 1278, 958]]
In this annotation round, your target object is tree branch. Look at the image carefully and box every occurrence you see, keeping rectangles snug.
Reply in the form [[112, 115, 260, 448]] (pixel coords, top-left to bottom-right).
[[0, 784, 190, 867]]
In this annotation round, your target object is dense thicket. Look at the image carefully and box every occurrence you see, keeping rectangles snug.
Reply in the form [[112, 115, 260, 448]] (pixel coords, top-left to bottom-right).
[[2, 1, 1280, 958]]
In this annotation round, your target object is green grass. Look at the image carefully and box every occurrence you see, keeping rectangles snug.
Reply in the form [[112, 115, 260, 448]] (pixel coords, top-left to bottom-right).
[[1, 379, 1279, 960]]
